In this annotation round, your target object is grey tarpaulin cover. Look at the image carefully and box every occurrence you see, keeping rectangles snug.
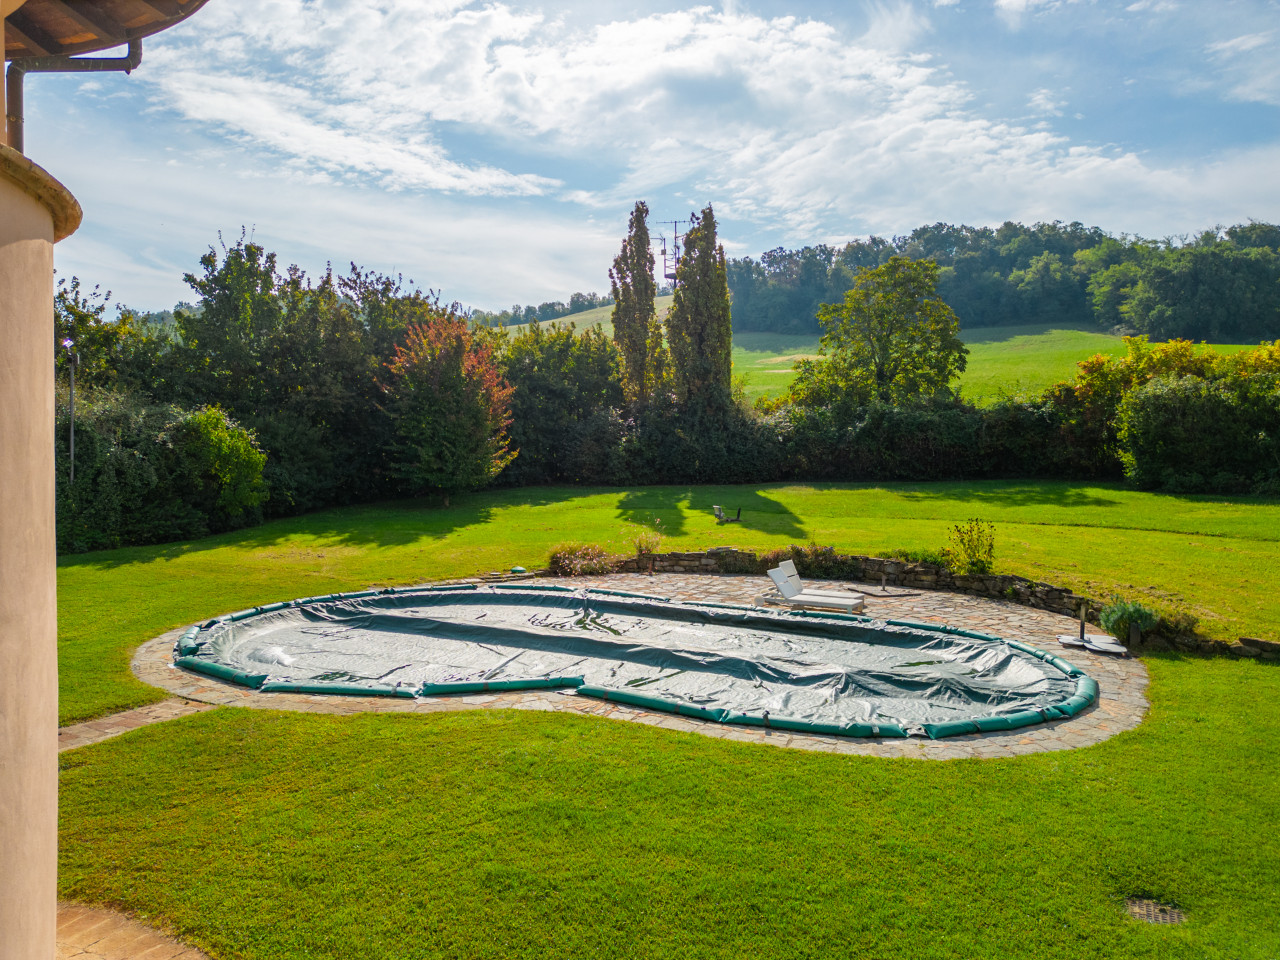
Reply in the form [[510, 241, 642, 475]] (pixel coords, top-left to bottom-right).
[[176, 586, 1088, 737]]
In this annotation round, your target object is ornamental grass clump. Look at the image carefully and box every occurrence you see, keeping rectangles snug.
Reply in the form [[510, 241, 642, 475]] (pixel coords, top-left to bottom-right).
[[548, 543, 624, 577]]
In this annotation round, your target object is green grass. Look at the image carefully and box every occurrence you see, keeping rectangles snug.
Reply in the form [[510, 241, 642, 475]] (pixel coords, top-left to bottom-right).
[[59, 653, 1280, 959], [57, 482, 1280, 724]]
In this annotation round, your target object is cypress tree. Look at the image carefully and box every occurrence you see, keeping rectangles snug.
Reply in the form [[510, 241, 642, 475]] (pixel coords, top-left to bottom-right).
[[666, 205, 732, 408], [609, 201, 664, 407]]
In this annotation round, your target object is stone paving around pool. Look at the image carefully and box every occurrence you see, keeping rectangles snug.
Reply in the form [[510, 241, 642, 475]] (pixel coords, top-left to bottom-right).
[[120, 573, 1149, 760]]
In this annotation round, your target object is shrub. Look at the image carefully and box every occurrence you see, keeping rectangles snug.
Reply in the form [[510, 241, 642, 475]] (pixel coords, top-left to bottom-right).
[[757, 543, 867, 581], [1151, 606, 1200, 640], [167, 406, 268, 526], [1098, 596, 1199, 641], [1117, 373, 1280, 493], [547, 543, 624, 576], [499, 321, 622, 485], [626, 520, 664, 555], [55, 387, 267, 552], [383, 314, 516, 505], [885, 547, 950, 567], [942, 519, 995, 575], [1099, 597, 1160, 641]]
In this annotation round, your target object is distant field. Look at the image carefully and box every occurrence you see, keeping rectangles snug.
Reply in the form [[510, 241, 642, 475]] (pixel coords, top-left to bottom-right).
[[734, 325, 1254, 404], [498, 311, 1252, 404]]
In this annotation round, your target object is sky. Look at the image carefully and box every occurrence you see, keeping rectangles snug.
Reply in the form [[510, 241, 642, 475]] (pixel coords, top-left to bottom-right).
[[22, 0, 1280, 312]]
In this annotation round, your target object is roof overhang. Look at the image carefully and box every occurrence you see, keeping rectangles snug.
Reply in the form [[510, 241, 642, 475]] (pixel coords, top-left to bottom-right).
[[4, 0, 209, 61]]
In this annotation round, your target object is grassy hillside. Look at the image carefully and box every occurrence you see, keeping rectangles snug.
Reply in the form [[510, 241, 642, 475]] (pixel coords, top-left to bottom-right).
[[499, 308, 1248, 405], [732, 325, 1254, 404]]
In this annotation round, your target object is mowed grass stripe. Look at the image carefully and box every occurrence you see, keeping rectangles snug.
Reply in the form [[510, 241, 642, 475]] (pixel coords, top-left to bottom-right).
[[59, 654, 1280, 960], [56, 483, 1280, 724]]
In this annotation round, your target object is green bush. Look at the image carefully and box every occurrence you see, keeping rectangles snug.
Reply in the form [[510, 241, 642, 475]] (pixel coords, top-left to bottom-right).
[[1099, 597, 1159, 641], [499, 321, 622, 485], [55, 387, 267, 553], [885, 547, 950, 567], [1117, 373, 1280, 493], [942, 519, 996, 575], [1098, 596, 1200, 641]]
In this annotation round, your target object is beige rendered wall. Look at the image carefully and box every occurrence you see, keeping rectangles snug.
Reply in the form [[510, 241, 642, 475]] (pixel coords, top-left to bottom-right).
[[0, 164, 59, 960]]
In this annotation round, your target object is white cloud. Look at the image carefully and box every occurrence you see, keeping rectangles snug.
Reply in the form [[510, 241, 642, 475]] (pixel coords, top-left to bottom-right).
[[993, 0, 1050, 27], [1028, 87, 1066, 115], [136, 1, 1208, 238], [1207, 32, 1272, 56], [30, 0, 1280, 309], [1206, 30, 1279, 105], [1125, 0, 1178, 12]]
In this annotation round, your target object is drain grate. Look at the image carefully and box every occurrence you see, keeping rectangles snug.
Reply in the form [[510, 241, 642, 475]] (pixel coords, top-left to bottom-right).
[[1126, 898, 1186, 924]]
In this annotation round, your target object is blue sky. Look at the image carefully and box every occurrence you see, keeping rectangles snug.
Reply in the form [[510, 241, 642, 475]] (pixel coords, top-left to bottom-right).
[[23, 0, 1280, 312]]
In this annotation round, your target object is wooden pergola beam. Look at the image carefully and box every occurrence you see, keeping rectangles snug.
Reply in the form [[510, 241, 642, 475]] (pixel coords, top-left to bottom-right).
[[5, 14, 58, 57], [133, 0, 186, 19], [44, 0, 127, 45]]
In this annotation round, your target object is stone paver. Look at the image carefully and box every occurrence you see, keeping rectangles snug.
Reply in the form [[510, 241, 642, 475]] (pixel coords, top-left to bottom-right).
[[56, 902, 209, 959], [129, 573, 1149, 760]]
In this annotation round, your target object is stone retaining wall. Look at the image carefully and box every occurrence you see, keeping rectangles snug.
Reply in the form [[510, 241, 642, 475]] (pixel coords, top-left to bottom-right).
[[609, 547, 1269, 659], [618, 549, 1097, 618]]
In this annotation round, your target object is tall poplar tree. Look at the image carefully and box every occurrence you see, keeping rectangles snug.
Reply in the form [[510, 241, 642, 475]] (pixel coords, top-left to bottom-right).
[[610, 201, 665, 406], [666, 205, 732, 408]]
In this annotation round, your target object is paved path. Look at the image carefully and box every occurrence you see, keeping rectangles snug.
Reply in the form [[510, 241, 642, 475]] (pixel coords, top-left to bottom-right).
[[59, 699, 215, 753], [128, 573, 1150, 761], [56, 902, 208, 959]]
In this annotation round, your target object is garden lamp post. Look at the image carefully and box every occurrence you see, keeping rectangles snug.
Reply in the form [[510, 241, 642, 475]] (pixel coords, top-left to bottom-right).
[[2, 4, 213, 958], [63, 337, 75, 485]]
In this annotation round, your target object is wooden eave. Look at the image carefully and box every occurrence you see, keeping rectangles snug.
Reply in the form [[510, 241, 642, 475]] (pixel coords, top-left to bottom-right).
[[4, 0, 208, 61]]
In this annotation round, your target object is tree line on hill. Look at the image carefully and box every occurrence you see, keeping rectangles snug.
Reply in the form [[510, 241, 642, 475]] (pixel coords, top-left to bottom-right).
[[728, 219, 1280, 342], [470, 291, 615, 327], [53, 212, 1280, 554]]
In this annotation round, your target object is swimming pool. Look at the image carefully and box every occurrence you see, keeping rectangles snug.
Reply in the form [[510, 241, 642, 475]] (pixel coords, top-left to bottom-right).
[[173, 584, 1098, 740]]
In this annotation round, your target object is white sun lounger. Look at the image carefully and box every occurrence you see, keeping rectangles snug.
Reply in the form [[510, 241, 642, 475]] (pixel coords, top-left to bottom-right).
[[776, 559, 866, 601], [766, 568, 866, 613]]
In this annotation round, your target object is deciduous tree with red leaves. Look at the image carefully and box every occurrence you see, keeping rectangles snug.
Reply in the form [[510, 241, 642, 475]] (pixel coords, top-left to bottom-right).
[[382, 309, 516, 505]]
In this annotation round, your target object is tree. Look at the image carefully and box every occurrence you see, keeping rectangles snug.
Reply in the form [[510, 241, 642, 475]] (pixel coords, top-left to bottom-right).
[[500, 320, 621, 484], [789, 256, 968, 409], [666, 204, 732, 408], [382, 309, 516, 504], [610, 201, 665, 406]]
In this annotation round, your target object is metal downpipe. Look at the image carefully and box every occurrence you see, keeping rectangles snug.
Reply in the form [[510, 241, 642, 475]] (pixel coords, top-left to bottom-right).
[[5, 39, 142, 153]]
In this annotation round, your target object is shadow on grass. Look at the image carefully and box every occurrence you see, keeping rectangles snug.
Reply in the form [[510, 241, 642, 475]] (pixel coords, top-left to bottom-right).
[[958, 322, 1110, 344], [615, 486, 807, 541], [897, 482, 1124, 509], [58, 487, 583, 572]]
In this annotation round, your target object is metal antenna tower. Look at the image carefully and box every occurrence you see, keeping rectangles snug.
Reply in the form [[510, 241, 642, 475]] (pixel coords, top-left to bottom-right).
[[655, 219, 684, 289]]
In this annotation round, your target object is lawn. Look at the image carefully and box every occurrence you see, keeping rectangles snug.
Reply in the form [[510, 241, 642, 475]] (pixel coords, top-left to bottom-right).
[[57, 482, 1280, 725], [56, 482, 1280, 959], [59, 655, 1280, 959]]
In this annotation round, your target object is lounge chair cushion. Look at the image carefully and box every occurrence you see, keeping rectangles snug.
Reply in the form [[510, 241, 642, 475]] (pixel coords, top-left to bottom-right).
[[777, 559, 865, 601]]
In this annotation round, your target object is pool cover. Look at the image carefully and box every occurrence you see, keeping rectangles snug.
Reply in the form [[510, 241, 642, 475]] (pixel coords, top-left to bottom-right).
[[173, 585, 1098, 740]]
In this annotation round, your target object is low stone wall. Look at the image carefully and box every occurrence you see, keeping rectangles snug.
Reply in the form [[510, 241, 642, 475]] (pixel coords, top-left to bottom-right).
[[610, 548, 1269, 659], [619, 549, 1096, 618]]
